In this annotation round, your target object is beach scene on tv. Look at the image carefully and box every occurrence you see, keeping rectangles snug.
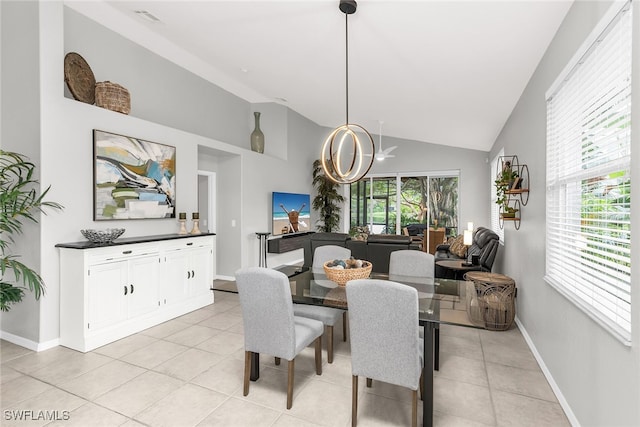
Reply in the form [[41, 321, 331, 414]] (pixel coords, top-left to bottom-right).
[[272, 192, 311, 236]]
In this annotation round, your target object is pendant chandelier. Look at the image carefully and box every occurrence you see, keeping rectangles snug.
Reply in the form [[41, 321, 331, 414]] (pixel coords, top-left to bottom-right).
[[320, 0, 375, 184]]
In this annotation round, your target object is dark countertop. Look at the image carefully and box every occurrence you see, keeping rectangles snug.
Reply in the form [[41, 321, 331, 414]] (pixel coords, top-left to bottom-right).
[[55, 232, 216, 249]]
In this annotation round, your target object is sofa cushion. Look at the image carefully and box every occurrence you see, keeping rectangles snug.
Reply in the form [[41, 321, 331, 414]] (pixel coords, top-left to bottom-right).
[[310, 232, 350, 243], [366, 234, 412, 245]]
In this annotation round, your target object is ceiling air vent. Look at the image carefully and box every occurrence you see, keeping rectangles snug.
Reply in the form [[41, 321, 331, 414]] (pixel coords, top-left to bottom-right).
[[134, 10, 161, 23]]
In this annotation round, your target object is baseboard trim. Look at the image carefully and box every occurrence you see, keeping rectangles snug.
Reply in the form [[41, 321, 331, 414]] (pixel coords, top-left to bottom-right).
[[515, 317, 580, 427], [0, 330, 59, 352]]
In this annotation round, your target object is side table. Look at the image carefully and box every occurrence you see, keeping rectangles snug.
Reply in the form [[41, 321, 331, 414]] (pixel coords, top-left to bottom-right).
[[463, 272, 516, 331], [435, 259, 481, 280]]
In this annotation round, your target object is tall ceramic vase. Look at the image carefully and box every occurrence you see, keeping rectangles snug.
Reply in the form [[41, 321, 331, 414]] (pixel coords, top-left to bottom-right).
[[250, 112, 265, 153]]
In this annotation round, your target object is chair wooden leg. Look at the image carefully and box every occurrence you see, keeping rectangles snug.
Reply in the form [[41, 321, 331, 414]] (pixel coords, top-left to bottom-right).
[[343, 312, 348, 342], [352, 375, 358, 427], [328, 325, 334, 364], [243, 351, 251, 396], [287, 359, 295, 409], [315, 336, 322, 375], [411, 390, 418, 427], [366, 378, 372, 388], [275, 357, 281, 366]]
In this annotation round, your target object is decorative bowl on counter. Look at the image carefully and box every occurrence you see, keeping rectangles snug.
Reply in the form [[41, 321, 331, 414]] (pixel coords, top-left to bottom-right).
[[80, 228, 125, 244]]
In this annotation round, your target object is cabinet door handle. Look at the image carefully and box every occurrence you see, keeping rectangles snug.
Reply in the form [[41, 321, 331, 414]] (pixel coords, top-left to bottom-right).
[[187, 271, 191, 279], [191, 270, 195, 278], [123, 250, 132, 254], [130, 284, 134, 294], [124, 285, 128, 295], [186, 242, 193, 246]]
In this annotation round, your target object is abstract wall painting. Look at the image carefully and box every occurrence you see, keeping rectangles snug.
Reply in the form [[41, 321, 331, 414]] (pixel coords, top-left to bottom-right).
[[93, 129, 176, 220]]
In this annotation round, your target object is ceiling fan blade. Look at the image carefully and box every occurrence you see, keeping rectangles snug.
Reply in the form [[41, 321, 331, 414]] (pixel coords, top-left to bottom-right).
[[383, 146, 398, 154]]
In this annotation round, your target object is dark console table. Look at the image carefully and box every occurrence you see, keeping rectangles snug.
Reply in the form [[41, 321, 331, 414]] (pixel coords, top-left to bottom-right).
[[267, 231, 314, 254]]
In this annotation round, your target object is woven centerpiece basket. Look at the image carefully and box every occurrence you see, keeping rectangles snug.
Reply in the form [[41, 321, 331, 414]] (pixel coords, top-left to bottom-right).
[[323, 260, 372, 286], [95, 81, 131, 114]]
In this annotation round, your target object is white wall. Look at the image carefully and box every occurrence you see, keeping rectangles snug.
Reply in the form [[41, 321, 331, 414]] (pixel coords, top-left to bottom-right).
[[489, 1, 640, 425], [363, 134, 490, 231], [1, 0, 42, 343]]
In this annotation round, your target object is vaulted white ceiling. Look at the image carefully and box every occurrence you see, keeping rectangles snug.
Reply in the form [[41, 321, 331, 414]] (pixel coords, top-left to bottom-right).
[[69, 0, 573, 151]]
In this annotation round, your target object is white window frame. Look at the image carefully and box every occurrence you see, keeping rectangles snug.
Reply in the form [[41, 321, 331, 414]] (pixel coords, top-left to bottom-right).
[[544, 0, 632, 345], [490, 149, 505, 244]]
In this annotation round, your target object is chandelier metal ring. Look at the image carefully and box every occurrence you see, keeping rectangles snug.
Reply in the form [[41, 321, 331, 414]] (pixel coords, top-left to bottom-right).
[[321, 124, 375, 184]]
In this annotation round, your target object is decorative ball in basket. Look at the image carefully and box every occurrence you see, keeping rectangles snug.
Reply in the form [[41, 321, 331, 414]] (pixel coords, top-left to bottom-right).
[[81, 228, 125, 244], [323, 258, 372, 286]]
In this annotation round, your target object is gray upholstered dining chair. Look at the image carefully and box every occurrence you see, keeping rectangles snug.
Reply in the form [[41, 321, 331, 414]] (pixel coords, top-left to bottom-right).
[[293, 245, 350, 363], [346, 279, 423, 427], [235, 267, 324, 409], [389, 249, 438, 368], [389, 249, 435, 279]]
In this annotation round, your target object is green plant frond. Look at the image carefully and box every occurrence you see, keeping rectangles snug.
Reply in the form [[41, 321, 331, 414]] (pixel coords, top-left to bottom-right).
[[0, 151, 36, 182], [0, 256, 45, 299], [0, 283, 26, 312], [0, 150, 62, 311]]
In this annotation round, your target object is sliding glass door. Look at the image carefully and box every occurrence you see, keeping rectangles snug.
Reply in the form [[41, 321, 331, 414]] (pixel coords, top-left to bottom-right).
[[350, 173, 459, 238], [350, 178, 397, 234]]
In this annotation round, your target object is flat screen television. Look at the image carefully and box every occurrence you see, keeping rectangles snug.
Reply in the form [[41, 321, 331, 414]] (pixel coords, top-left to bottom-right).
[[272, 192, 311, 236]]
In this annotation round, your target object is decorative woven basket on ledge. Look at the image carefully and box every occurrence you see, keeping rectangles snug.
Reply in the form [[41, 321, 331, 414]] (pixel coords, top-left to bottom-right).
[[95, 81, 131, 114], [323, 261, 372, 286]]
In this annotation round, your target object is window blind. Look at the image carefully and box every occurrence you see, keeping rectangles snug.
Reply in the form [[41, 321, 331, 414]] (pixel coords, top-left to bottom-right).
[[545, 1, 632, 344]]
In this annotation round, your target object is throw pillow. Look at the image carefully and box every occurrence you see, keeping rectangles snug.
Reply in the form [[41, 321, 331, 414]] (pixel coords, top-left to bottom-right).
[[449, 234, 467, 258], [349, 225, 369, 241]]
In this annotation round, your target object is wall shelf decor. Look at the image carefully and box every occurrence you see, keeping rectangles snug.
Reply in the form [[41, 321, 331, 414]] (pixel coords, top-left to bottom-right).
[[495, 155, 529, 230]]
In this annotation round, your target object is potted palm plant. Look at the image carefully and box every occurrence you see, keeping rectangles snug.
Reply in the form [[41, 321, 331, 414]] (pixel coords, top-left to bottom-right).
[[1, 150, 63, 311], [312, 159, 345, 232]]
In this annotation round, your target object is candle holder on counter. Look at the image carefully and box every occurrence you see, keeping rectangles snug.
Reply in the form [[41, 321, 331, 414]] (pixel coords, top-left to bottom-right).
[[190, 212, 201, 235], [178, 212, 188, 235]]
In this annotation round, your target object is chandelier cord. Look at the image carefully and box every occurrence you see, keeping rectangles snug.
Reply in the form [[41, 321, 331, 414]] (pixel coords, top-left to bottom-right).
[[345, 12, 349, 125]]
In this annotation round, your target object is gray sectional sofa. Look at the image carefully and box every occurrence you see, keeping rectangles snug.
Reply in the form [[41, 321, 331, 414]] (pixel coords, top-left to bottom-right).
[[302, 232, 420, 274]]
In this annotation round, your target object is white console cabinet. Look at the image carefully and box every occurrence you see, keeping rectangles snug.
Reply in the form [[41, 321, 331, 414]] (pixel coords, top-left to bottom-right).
[[162, 240, 212, 306], [58, 234, 215, 352]]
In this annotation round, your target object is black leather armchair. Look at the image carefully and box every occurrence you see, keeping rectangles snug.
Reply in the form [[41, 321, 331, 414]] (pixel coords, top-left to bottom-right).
[[434, 227, 499, 279]]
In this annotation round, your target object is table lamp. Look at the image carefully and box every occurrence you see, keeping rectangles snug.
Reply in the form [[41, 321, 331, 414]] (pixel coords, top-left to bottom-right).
[[462, 229, 473, 266]]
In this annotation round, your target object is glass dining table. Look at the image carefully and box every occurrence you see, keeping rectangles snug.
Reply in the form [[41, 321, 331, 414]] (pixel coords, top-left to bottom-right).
[[214, 266, 486, 427]]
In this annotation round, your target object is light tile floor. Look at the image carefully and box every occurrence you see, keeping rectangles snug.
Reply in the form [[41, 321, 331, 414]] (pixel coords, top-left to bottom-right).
[[1, 290, 570, 426]]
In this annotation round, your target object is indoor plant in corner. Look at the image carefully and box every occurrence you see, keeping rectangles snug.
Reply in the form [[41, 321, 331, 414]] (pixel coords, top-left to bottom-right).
[[312, 159, 345, 232], [0, 150, 63, 311]]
